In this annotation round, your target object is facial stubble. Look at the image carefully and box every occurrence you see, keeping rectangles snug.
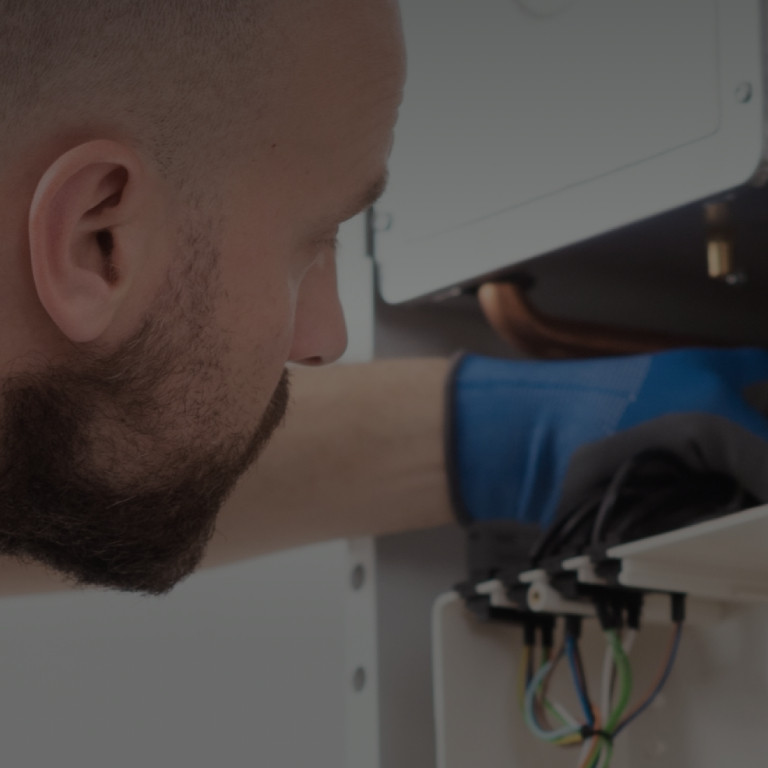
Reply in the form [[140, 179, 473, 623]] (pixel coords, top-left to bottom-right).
[[0, 223, 290, 597]]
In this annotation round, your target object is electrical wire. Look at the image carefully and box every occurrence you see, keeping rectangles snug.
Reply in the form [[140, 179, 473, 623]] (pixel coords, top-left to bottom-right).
[[549, 700, 581, 730], [590, 455, 647, 546], [604, 630, 632, 734], [596, 744, 612, 768], [573, 630, 632, 768], [576, 735, 599, 768], [529, 492, 604, 565], [573, 640, 593, 713], [575, 706, 603, 768], [575, 737, 594, 768], [518, 632, 586, 746], [613, 622, 683, 737], [599, 642, 614, 727], [600, 629, 636, 734], [566, 635, 595, 728], [524, 652, 583, 745], [521, 621, 674, 768], [537, 645, 559, 728], [519, 608, 683, 768], [529, 449, 756, 566], [538, 640, 582, 731], [520, 642, 555, 727], [516, 448, 709, 764], [523, 652, 584, 743], [517, 645, 530, 712]]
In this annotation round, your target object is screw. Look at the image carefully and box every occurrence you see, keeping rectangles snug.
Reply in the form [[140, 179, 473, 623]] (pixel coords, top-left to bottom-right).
[[735, 82, 753, 103], [353, 667, 367, 692], [351, 564, 366, 591]]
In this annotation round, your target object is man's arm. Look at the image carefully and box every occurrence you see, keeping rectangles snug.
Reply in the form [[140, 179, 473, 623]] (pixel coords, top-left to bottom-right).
[[0, 358, 453, 595], [200, 357, 454, 569]]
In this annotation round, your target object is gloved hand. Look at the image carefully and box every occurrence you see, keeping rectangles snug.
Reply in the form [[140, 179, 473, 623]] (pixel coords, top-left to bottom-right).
[[446, 348, 768, 528]]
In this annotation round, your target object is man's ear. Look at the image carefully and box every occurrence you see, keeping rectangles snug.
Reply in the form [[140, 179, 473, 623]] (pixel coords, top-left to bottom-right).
[[28, 140, 159, 343]]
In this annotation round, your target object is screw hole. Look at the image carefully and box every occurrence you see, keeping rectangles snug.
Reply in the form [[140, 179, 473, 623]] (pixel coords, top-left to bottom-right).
[[351, 564, 366, 591], [353, 667, 367, 692]]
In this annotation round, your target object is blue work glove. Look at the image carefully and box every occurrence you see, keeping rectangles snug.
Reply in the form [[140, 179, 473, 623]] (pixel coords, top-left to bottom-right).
[[446, 348, 768, 527]]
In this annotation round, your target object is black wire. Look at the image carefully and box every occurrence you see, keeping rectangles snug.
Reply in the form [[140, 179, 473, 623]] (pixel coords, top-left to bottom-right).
[[608, 484, 683, 542], [519, 452, 739, 748], [590, 450, 693, 546], [531, 449, 756, 564], [589, 456, 641, 547], [572, 639, 595, 726], [529, 490, 605, 565], [607, 468, 752, 546], [613, 622, 684, 737]]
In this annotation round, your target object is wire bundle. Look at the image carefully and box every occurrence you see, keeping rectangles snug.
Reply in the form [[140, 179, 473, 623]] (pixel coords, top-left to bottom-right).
[[519, 613, 683, 768], [529, 450, 755, 568], [508, 449, 738, 765]]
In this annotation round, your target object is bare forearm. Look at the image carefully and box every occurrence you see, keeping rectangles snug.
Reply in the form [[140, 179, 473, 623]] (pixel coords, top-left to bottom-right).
[[0, 358, 454, 593], [201, 358, 454, 568]]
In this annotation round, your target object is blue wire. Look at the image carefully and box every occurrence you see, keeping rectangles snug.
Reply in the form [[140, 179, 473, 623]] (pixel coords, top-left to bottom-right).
[[613, 622, 683, 737], [566, 635, 594, 728], [523, 654, 583, 742]]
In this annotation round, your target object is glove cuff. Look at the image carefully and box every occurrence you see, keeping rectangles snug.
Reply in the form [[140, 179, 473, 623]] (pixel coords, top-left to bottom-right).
[[444, 351, 474, 526]]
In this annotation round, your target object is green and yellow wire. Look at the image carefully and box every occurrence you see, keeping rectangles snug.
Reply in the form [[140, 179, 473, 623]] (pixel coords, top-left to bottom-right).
[[519, 627, 636, 768]]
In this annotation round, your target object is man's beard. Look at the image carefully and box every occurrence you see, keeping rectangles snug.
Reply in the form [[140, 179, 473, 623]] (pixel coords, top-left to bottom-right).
[[0, 224, 290, 597]]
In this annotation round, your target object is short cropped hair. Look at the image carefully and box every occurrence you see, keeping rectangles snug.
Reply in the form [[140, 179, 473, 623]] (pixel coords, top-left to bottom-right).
[[0, 0, 288, 191]]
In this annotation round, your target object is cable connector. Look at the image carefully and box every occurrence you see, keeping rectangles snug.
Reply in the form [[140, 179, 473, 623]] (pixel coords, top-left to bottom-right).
[[540, 615, 556, 649], [671, 593, 686, 624], [523, 616, 537, 647], [565, 614, 583, 640], [626, 593, 643, 631], [595, 591, 636, 631]]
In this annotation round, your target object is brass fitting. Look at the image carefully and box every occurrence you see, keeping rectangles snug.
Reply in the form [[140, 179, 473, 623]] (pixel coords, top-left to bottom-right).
[[704, 202, 736, 279]]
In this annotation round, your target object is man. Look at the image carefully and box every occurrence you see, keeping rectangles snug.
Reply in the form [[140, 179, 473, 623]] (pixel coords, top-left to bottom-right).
[[1, 0, 768, 598]]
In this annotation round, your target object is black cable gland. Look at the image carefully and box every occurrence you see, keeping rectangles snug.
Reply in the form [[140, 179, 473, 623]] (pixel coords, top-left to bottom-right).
[[507, 584, 531, 608], [593, 558, 622, 585], [595, 599, 615, 631], [565, 614, 583, 640], [671, 593, 686, 624], [626, 593, 643, 631], [540, 615, 556, 649], [523, 616, 537, 647], [611, 594, 625, 630]]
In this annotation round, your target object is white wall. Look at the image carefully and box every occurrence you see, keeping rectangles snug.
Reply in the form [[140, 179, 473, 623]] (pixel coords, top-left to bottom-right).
[[0, 214, 372, 768]]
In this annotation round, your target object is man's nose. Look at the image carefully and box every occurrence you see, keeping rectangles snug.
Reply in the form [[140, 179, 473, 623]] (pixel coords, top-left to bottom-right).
[[287, 253, 348, 366]]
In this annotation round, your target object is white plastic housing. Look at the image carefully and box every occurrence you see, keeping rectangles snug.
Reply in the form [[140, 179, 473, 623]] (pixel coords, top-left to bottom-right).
[[607, 502, 768, 601], [433, 591, 768, 768], [376, 0, 766, 303]]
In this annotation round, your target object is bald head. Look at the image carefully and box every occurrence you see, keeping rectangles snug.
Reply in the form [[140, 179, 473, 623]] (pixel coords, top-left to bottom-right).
[[0, 0, 404, 595], [0, 0, 302, 189]]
